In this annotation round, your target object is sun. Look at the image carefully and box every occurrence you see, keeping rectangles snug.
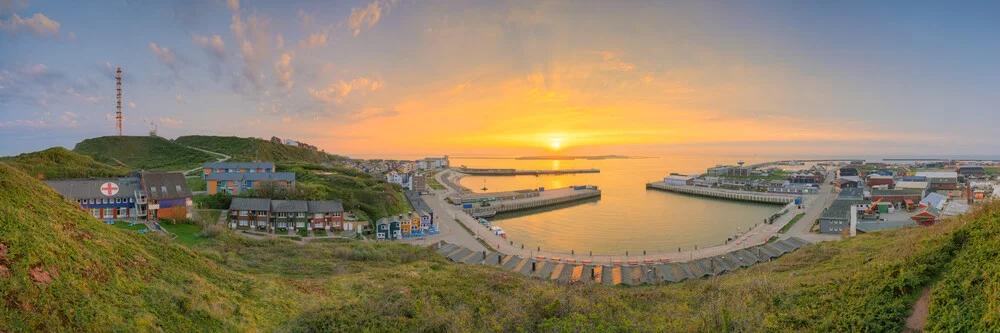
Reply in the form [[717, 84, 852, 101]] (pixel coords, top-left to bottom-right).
[[550, 140, 561, 150]]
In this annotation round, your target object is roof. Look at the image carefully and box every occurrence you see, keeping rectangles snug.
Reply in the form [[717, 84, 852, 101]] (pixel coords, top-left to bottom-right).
[[915, 172, 958, 179], [204, 162, 275, 169], [206, 172, 295, 182], [229, 198, 272, 211], [868, 175, 893, 180], [920, 192, 947, 210], [665, 174, 696, 181], [270, 200, 308, 212], [821, 198, 870, 221], [870, 189, 924, 197], [404, 190, 432, 213], [901, 176, 926, 181], [141, 171, 192, 200], [837, 187, 865, 200], [307, 200, 344, 213], [894, 181, 929, 189], [45, 177, 142, 199]]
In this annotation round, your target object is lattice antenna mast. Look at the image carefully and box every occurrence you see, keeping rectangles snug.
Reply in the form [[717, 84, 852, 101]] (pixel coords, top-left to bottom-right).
[[116, 67, 123, 136]]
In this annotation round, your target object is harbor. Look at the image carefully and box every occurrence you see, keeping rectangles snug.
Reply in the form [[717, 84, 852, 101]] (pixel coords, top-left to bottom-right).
[[645, 182, 798, 204], [455, 186, 602, 217]]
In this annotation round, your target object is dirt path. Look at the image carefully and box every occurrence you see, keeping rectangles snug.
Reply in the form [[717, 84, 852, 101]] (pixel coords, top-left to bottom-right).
[[903, 287, 932, 332]]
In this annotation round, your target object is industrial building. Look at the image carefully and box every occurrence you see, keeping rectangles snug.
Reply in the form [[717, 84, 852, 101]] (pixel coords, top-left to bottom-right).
[[838, 167, 859, 177], [663, 174, 696, 186], [866, 175, 895, 188], [869, 189, 924, 208], [819, 188, 869, 234], [957, 166, 986, 178], [915, 172, 959, 190]]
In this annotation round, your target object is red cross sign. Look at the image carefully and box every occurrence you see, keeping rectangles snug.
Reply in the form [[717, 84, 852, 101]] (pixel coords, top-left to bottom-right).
[[100, 182, 119, 196]]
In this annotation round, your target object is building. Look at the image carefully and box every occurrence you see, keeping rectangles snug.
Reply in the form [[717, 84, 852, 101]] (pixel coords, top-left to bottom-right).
[[867, 175, 895, 188], [957, 166, 986, 178], [835, 178, 859, 189], [910, 206, 941, 225], [726, 167, 751, 177], [416, 156, 450, 170], [766, 184, 818, 194], [140, 171, 193, 220], [46, 177, 145, 220], [270, 136, 282, 143], [405, 190, 434, 226], [663, 174, 696, 186], [207, 172, 296, 195], [228, 198, 344, 231], [869, 189, 924, 208], [692, 176, 719, 187], [307, 200, 345, 230], [894, 181, 930, 192], [787, 170, 823, 184], [203, 162, 275, 177], [839, 167, 859, 177], [376, 217, 402, 240], [229, 198, 272, 230], [901, 176, 926, 182], [916, 172, 959, 190], [819, 188, 869, 234], [411, 173, 426, 192], [919, 192, 947, 210], [706, 165, 731, 177]]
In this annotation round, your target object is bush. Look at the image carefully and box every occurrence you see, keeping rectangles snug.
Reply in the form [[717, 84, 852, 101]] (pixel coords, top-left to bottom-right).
[[195, 192, 233, 209], [297, 229, 309, 237], [197, 224, 227, 239]]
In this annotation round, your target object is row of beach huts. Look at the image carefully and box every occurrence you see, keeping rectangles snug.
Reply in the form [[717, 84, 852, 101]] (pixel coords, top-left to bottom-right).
[[432, 237, 811, 285]]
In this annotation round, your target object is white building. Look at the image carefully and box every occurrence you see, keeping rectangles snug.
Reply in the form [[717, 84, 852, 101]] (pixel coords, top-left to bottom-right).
[[416, 156, 450, 170], [663, 174, 696, 186]]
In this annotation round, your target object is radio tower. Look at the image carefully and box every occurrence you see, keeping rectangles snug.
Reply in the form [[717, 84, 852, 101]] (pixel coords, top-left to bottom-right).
[[116, 67, 123, 136]]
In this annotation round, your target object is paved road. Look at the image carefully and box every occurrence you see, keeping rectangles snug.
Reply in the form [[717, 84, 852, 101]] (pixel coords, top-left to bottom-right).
[[183, 146, 230, 175], [418, 167, 846, 263]]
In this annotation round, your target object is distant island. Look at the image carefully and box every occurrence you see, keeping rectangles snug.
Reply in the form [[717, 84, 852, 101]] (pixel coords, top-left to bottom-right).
[[515, 155, 655, 160]]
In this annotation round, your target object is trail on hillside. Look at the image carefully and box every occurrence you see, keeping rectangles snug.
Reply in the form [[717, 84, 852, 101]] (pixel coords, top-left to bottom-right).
[[183, 146, 230, 175], [904, 287, 932, 332]]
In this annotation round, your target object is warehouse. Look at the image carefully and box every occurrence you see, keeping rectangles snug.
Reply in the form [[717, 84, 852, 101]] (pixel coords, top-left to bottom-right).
[[866, 175, 894, 188], [869, 189, 924, 208], [915, 172, 959, 190]]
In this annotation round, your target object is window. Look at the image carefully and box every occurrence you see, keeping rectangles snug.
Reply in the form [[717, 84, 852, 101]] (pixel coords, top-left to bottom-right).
[[240, 211, 248, 216], [245, 180, 253, 188], [160, 186, 166, 193], [150, 187, 157, 194], [239, 220, 249, 226], [314, 213, 323, 218], [297, 213, 305, 218], [176, 185, 182, 192], [333, 212, 341, 217]]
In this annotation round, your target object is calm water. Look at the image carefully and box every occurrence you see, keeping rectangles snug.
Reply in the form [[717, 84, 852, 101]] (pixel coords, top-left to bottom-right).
[[455, 156, 793, 254]]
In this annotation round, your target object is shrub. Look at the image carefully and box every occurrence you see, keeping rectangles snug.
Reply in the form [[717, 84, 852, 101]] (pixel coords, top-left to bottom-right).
[[297, 229, 309, 237], [198, 224, 227, 239]]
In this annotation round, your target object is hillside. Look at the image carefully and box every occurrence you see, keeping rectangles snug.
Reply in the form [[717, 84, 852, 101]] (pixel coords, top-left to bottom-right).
[[2, 161, 999, 331], [73, 136, 217, 171], [0, 147, 130, 179], [175, 135, 344, 164]]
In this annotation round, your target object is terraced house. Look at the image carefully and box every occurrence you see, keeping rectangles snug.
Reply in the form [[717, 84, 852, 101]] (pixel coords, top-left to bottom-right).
[[202, 162, 296, 195], [227, 198, 344, 232]]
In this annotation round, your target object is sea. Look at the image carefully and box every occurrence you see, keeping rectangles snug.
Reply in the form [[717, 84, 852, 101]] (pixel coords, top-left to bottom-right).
[[452, 156, 798, 255]]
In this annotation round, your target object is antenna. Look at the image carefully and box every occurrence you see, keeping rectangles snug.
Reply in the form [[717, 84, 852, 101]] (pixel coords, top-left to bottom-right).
[[116, 67, 123, 136]]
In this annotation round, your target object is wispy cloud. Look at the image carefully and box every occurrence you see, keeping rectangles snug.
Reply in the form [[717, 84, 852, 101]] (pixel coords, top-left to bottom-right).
[[274, 52, 293, 91], [158, 117, 183, 127], [0, 12, 61, 38], [192, 34, 226, 59], [348, 0, 397, 36]]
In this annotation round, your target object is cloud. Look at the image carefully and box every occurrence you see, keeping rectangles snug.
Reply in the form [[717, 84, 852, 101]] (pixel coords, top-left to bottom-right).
[[226, 0, 239, 12], [64, 111, 78, 118], [592, 50, 634, 72], [274, 53, 293, 91], [192, 34, 226, 59], [445, 81, 471, 95], [158, 117, 183, 127], [276, 34, 284, 50], [229, 11, 271, 95], [281, 116, 291, 123], [0, 13, 61, 38], [307, 76, 380, 104], [348, 0, 395, 36], [149, 43, 178, 71], [175, 95, 182, 101], [299, 31, 327, 48], [129, 102, 136, 108]]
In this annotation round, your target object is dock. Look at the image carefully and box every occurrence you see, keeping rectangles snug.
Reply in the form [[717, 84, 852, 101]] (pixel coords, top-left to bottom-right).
[[460, 186, 601, 216], [646, 182, 796, 204], [456, 167, 600, 176]]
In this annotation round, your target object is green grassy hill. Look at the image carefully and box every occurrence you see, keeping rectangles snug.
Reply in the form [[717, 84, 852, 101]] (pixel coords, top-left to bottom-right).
[[175, 135, 344, 164], [0, 147, 130, 179], [2, 160, 998, 331], [73, 136, 217, 171]]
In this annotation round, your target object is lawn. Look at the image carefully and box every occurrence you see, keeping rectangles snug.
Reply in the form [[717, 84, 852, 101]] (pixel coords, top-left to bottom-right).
[[426, 176, 445, 190], [163, 223, 209, 246], [197, 209, 223, 224], [780, 213, 806, 234], [313, 230, 328, 237], [187, 177, 207, 191], [275, 229, 289, 235], [113, 221, 148, 231]]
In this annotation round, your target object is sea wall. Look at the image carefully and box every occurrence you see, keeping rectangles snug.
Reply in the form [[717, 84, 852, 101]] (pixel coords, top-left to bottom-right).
[[646, 182, 796, 204]]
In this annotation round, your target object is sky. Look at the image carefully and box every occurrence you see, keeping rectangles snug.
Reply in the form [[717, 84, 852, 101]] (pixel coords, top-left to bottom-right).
[[2, 0, 1000, 158]]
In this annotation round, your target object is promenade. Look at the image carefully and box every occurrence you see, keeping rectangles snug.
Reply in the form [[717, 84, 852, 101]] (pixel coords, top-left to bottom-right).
[[409, 168, 842, 264]]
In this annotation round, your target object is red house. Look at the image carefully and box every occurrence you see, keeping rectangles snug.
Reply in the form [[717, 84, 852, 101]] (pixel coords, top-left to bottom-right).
[[867, 175, 895, 188], [910, 207, 940, 226], [307, 200, 345, 230]]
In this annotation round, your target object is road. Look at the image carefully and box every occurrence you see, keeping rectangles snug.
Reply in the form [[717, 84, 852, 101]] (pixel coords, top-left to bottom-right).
[[183, 146, 231, 176], [415, 167, 845, 263]]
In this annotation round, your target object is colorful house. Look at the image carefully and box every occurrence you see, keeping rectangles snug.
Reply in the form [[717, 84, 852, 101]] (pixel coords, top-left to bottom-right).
[[206, 172, 296, 195], [376, 218, 402, 240], [140, 171, 193, 220], [203, 162, 275, 177], [46, 177, 144, 219], [307, 200, 344, 230]]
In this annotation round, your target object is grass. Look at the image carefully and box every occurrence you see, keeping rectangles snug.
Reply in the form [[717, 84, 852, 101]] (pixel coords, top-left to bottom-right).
[[275, 229, 289, 235], [779, 213, 806, 234], [297, 229, 309, 237], [186, 177, 207, 192], [196, 209, 223, 225], [313, 230, 328, 237], [4, 160, 1000, 331], [455, 218, 475, 235], [113, 221, 148, 231], [426, 176, 446, 190], [0, 147, 131, 180], [162, 222, 209, 246], [73, 136, 217, 171], [312, 238, 354, 243], [984, 166, 1000, 175]]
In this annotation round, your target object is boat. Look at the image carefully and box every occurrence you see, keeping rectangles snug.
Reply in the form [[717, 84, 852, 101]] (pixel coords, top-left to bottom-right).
[[490, 226, 507, 238], [478, 218, 490, 226], [472, 210, 496, 218]]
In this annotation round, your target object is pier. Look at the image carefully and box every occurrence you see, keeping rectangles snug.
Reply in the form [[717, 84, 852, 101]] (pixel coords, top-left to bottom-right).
[[646, 182, 796, 204], [456, 167, 600, 176], [460, 186, 602, 216]]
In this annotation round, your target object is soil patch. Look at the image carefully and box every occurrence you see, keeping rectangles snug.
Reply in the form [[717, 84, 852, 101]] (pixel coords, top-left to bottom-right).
[[904, 287, 932, 332]]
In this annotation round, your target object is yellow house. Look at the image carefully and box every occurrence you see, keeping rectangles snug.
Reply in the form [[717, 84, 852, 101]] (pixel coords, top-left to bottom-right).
[[398, 215, 411, 235]]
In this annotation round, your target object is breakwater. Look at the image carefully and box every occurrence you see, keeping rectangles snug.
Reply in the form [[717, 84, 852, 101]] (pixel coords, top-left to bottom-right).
[[433, 237, 810, 285], [462, 187, 601, 216], [457, 167, 600, 176], [646, 182, 796, 204]]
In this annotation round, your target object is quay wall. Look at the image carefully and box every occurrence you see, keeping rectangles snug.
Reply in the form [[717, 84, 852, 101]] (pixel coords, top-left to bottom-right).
[[646, 182, 795, 204], [464, 189, 601, 216], [458, 168, 600, 176]]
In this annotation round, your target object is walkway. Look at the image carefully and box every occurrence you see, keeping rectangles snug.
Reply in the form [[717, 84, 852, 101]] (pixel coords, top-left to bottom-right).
[[183, 146, 230, 175]]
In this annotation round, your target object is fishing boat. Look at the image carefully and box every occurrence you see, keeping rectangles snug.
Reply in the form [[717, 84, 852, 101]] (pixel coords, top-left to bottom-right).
[[478, 218, 490, 226]]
